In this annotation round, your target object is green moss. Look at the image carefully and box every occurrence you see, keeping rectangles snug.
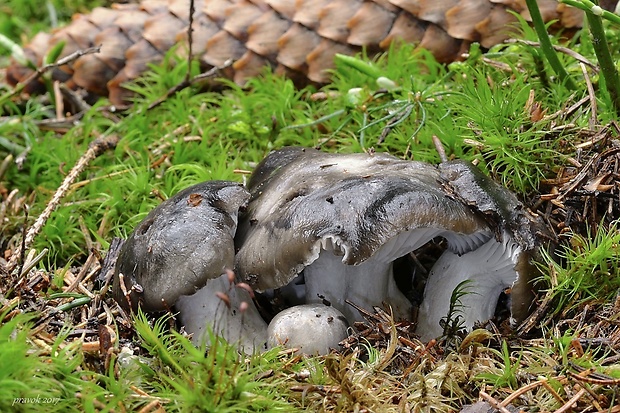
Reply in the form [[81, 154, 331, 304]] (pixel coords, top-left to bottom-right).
[[2, 0, 620, 411]]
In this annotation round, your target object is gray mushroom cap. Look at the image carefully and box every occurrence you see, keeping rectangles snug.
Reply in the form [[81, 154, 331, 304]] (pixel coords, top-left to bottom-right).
[[235, 147, 547, 339], [236, 147, 493, 291], [113, 181, 250, 312]]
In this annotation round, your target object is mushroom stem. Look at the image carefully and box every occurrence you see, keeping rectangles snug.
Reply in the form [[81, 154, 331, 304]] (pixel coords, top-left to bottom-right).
[[304, 249, 413, 322], [416, 235, 522, 341], [302, 228, 493, 324], [175, 273, 268, 353]]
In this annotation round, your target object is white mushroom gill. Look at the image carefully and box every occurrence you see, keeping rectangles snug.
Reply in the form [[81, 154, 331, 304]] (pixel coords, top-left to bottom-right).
[[303, 228, 495, 324], [417, 233, 522, 341]]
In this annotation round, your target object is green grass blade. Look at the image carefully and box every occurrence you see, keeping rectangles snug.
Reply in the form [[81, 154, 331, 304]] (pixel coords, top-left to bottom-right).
[[584, 4, 620, 116], [525, 0, 578, 89]]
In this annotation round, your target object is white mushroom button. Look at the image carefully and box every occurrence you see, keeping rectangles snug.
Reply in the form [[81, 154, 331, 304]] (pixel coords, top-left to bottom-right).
[[267, 304, 350, 355]]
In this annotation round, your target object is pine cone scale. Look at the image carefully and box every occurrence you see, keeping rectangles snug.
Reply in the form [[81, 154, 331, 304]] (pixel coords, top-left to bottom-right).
[[5, 0, 594, 105]]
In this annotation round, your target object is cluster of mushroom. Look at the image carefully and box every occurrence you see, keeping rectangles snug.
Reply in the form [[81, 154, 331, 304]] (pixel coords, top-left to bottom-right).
[[112, 147, 546, 354]]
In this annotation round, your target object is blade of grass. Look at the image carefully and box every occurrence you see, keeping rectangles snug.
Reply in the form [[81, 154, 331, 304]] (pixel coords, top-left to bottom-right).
[[560, 0, 620, 116], [524, 0, 578, 89], [0, 33, 29, 66], [561, 0, 620, 25], [583, 3, 620, 116]]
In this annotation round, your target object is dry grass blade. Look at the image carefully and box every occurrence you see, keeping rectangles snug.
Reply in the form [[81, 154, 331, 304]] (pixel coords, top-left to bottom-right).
[[3, 134, 120, 274], [1, 45, 101, 105], [506, 39, 598, 72]]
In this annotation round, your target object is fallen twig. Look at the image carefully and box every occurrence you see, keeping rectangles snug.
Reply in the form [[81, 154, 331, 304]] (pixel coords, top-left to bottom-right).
[[506, 39, 598, 72], [553, 388, 586, 413], [500, 378, 547, 406], [0, 45, 101, 105], [4, 134, 120, 274], [478, 391, 512, 413], [580, 63, 598, 129], [145, 62, 231, 112], [185, 0, 195, 85]]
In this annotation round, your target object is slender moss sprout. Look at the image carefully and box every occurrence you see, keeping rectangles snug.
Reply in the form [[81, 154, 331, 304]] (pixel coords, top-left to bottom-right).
[[529, 0, 620, 116]]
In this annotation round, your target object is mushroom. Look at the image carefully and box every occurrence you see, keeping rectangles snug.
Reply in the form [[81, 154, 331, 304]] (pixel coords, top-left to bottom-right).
[[416, 160, 545, 340], [112, 180, 268, 352], [267, 304, 350, 355], [235, 147, 545, 340], [112, 147, 546, 352]]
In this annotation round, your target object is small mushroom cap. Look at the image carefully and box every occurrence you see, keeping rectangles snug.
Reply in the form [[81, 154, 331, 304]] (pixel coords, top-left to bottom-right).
[[113, 181, 250, 312], [267, 304, 349, 355], [438, 160, 552, 326], [235, 147, 491, 290]]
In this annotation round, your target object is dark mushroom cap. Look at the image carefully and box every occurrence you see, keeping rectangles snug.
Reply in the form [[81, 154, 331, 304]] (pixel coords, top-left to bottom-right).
[[113, 181, 250, 312], [437, 160, 551, 326], [236, 147, 551, 339], [438, 160, 546, 251], [235, 147, 493, 291]]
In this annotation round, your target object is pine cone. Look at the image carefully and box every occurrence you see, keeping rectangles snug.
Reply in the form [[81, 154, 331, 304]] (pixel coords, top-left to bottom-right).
[[6, 0, 586, 106]]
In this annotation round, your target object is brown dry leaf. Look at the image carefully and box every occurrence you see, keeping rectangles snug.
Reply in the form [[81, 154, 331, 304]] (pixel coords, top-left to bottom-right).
[[187, 193, 204, 207], [583, 173, 613, 192]]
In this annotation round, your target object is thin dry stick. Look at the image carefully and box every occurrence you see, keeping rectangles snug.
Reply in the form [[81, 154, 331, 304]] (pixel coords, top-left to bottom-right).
[[580, 62, 598, 130], [5, 135, 119, 274], [145, 62, 230, 111], [500, 378, 547, 406], [136, 399, 163, 413], [517, 289, 554, 335], [185, 0, 195, 84], [64, 253, 97, 294], [1, 45, 101, 104], [541, 379, 567, 406], [478, 391, 512, 413], [16, 206, 29, 278], [568, 370, 620, 386], [432, 135, 448, 162], [53, 81, 64, 119], [553, 388, 586, 413], [63, 270, 95, 298], [506, 39, 598, 72]]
